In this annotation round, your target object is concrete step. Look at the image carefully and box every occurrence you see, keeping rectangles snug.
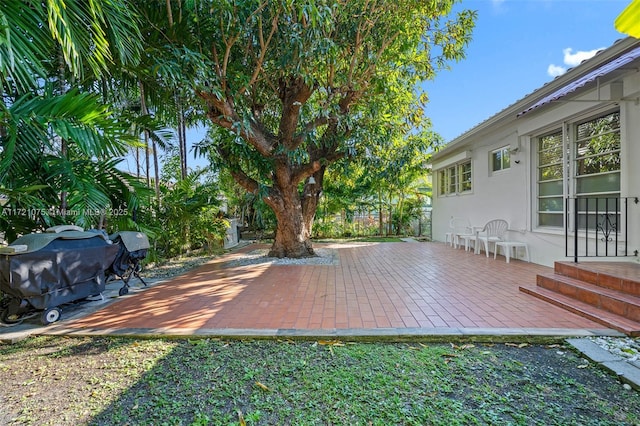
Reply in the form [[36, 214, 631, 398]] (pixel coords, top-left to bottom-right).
[[554, 261, 640, 297], [537, 273, 640, 322], [520, 285, 640, 336]]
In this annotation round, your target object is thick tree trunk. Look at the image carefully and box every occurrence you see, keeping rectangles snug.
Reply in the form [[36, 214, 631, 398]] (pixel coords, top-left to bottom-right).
[[301, 167, 325, 239], [267, 183, 315, 258]]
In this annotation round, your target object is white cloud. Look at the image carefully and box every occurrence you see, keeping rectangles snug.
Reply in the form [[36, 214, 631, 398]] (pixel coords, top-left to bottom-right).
[[547, 64, 567, 77], [562, 47, 603, 67], [546, 47, 604, 77]]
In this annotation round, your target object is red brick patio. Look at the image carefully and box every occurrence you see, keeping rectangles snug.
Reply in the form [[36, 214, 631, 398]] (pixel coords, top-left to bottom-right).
[[60, 241, 608, 334]]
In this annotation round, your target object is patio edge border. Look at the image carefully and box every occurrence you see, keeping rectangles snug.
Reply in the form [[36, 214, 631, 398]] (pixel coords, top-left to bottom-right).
[[31, 326, 624, 343]]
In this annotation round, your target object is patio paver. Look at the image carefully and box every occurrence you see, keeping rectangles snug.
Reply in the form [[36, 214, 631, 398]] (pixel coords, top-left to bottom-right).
[[55, 241, 611, 336]]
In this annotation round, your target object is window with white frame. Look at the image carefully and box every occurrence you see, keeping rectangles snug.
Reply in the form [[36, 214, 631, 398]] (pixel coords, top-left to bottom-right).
[[574, 111, 620, 197], [536, 130, 564, 227], [491, 146, 510, 172], [535, 110, 620, 229], [574, 110, 620, 230], [438, 160, 472, 195]]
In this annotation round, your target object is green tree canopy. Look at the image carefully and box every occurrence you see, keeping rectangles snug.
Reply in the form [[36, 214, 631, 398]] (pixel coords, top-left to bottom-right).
[[139, 0, 476, 257]]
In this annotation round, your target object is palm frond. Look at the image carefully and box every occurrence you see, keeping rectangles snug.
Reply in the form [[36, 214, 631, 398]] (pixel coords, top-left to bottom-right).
[[0, 2, 50, 91], [127, 114, 176, 151]]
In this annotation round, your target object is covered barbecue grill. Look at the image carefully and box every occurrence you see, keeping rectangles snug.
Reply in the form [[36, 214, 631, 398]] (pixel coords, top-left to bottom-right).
[[0, 227, 119, 325], [108, 231, 150, 296]]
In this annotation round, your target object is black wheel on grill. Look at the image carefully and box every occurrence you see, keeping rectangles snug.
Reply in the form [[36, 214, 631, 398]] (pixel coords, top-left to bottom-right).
[[118, 286, 129, 296], [41, 307, 61, 325], [0, 310, 21, 324]]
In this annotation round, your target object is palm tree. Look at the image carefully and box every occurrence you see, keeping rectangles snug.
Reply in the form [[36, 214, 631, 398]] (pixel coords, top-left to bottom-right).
[[0, 1, 148, 240]]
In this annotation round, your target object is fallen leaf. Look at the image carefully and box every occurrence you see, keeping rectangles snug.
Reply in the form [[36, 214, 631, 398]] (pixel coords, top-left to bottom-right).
[[318, 340, 345, 346], [255, 381, 271, 391], [577, 364, 588, 369], [505, 342, 528, 348], [237, 410, 246, 426], [442, 353, 459, 358], [459, 344, 476, 350]]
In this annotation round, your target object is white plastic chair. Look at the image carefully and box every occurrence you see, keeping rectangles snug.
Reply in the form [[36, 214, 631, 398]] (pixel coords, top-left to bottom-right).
[[446, 217, 473, 249], [468, 219, 509, 257]]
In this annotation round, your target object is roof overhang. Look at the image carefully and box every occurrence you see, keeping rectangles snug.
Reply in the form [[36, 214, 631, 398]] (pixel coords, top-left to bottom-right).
[[517, 46, 640, 117], [431, 37, 640, 163]]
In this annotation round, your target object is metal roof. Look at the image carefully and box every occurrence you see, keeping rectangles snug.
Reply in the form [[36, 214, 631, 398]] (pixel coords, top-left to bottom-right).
[[518, 46, 640, 117]]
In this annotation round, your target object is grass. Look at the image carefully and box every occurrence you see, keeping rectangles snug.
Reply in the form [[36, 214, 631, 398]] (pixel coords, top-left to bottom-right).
[[1, 336, 639, 425]]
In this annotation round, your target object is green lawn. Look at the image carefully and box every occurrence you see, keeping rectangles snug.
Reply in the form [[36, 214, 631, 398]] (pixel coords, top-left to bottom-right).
[[1, 336, 639, 425]]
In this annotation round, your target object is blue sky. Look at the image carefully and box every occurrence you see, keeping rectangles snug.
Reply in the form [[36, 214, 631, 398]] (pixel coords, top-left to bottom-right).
[[423, 0, 630, 142]]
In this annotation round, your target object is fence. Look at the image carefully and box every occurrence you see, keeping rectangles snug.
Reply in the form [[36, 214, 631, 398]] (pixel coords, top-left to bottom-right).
[[565, 196, 639, 262]]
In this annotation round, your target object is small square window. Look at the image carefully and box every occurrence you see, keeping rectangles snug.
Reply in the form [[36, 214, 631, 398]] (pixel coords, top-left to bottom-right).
[[491, 147, 510, 172]]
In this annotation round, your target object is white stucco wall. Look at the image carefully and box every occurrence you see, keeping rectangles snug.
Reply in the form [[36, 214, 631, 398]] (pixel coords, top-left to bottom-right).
[[432, 71, 640, 267]]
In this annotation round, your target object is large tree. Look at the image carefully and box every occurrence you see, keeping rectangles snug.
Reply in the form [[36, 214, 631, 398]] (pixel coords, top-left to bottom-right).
[[143, 0, 475, 257]]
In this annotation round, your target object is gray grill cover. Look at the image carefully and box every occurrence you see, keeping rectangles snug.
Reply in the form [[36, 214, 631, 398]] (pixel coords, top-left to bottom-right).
[[0, 232, 119, 310], [110, 231, 150, 252]]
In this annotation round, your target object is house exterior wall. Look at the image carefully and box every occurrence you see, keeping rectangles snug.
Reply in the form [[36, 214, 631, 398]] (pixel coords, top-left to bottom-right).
[[431, 39, 640, 267]]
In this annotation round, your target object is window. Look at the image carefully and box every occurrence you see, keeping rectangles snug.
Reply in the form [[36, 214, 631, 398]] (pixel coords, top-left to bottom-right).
[[535, 110, 620, 229], [491, 147, 510, 172], [447, 165, 457, 194], [459, 161, 472, 192], [438, 160, 472, 195], [574, 111, 621, 230], [537, 130, 564, 227], [574, 111, 620, 197]]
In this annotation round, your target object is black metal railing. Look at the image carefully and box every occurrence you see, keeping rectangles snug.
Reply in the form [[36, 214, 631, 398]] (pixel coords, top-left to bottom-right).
[[565, 196, 639, 262]]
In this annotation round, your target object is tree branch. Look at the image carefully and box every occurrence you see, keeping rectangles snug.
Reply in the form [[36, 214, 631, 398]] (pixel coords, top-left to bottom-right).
[[198, 92, 276, 157], [278, 77, 314, 149], [239, 10, 279, 95], [216, 144, 261, 195], [292, 115, 332, 146]]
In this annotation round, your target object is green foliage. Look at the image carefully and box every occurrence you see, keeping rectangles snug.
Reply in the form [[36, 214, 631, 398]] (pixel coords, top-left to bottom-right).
[[0, 0, 147, 241], [152, 160, 226, 258], [213, 168, 277, 234], [0, 86, 150, 240], [391, 197, 424, 235], [138, 0, 475, 255]]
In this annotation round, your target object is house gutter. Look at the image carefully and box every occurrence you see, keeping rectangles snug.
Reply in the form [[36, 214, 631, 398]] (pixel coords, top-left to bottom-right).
[[430, 37, 639, 163]]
